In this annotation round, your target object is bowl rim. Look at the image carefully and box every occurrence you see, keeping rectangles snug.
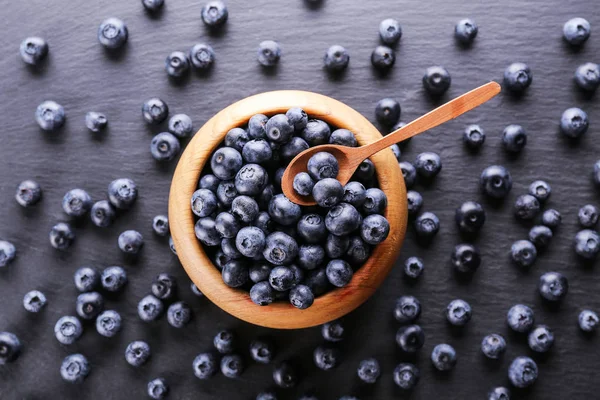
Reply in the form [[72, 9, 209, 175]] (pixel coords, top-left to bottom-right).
[[169, 90, 407, 329]]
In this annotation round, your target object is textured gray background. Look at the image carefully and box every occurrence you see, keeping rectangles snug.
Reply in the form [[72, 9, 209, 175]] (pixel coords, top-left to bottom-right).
[[1, 0, 599, 399]]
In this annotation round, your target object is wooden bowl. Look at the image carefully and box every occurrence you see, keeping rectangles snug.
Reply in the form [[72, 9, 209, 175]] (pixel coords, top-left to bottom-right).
[[168, 90, 407, 329]]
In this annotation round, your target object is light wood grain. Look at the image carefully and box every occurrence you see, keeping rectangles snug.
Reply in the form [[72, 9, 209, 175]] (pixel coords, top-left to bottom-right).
[[168, 91, 407, 329], [281, 82, 501, 205]]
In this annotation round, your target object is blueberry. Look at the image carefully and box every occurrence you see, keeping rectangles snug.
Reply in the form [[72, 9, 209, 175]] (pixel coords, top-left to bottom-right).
[[214, 249, 231, 268], [399, 161, 416, 188], [330, 129, 357, 147], [142, 0, 164, 12], [301, 119, 331, 146], [168, 114, 193, 138], [371, 45, 395, 70], [199, 174, 220, 192], [324, 45, 350, 72], [73, 266, 100, 293], [403, 256, 424, 279], [502, 124, 527, 153], [481, 334, 506, 359], [98, 18, 128, 49], [282, 108, 308, 133], [446, 299, 472, 326], [375, 98, 401, 127], [308, 152, 339, 181], [274, 167, 285, 187], [138, 294, 164, 321], [487, 387, 511, 400], [273, 361, 298, 388], [463, 124, 485, 149], [507, 304, 535, 333], [249, 338, 275, 364], [395, 325, 425, 353], [325, 203, 361, 236], [414, 152, 442, 179], [393, 363, 420, 390], [527, 325, 554, 353], [108, 178, 137, 210], [125, 341, 151, 367], [539, 271, 569, 302], [15, 180, 42, 207], [357, 358, 380, 383], [578, 204, 599, 228], [257, 40, 281, 67], [414, 212, 440, 240], [574, 229, 600, 259], [217, 180, 238, 207], [62, 189, 92, 218], [390, 143, 401, 160], [313, 178, 344, 208], [235, 163, 268, 196], [423, 66, 451, 96], [528, 225, 553, 248], [253, 211, 274, 236], [326, 259, 353, 287], [268, 194, 301, 226], [151, 132, 181, 162], [169, 236, 177, 255], [249, 264, 272, 284], [455, 201, 485, 234], [394, 295, 421, 323], [222, 237, 243, 259], [508, 356, 538, 388], [345, 235, 370, 266], [298, 245, 325, 270], [248, 114, 268, 139], [151, 273, 177, 300], [76, 292, 104, 320], [201, 1, 228, 27], [322, 320, 344, 342], [560, 107, 589, 139], [85, 111, 108, 133], [305, 268, 331, 296], [293, 172, 314, 197], [250, 281, 275, 306], [451, 243, 481, 273], [379, 18, 402, 44], [243, 140, 273, 164], [54, 316, 83, 345], [147, 378, 169, 399], [189, 43, 215, 70], [191, 282, 203, 297], [167, 301, 192, 328], [222, 260, 249, 287], [514, 195, 540, 220], [118, 230, 144, 254], [575, 62, 600, 92], [0, 332, 21, 364], [23, 290, 47, 313], [510, 240, 537, 268], [35, 100, 65, 131], [195, 217, 221, 246], [431, 344, 457, 371], [578, 310, 599, 332], [280, 137, 309, 163], [151, 215, 169, 237], [165, 51, 190, 78], [480, 165, 512, 199], [20, 37, 48, 65], [61, 354, 90, 384], [142, 98, 168, 124], [455, 18, 478, 44], [225, 128, 250, 152], [503, 62, 532, 93], [360, 214, 390, 245], [101, 266, 128, 292], [313, 345, 339, 370], [49, 222, 75, 250], [0, 240, 16, 268], [232, 196, 259, 223], [542, 209, 561, 230], [268, 265, 296, 291], [236, 226, 266, 258], [563, 17, 591, 45], [221, 354, 244, 378], [325, 234, 350, 258], [96, 310, 122, 337], [363, 188, 387, 215], [193, 353, 217, 379], [290, 285, 315, 309], [213, 212, 239, 238], [354, 159, 376, 183], [342, 182, 366, 208]]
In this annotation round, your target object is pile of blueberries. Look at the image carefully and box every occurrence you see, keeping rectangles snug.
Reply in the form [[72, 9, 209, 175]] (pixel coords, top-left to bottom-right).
[[193, 108, 390, 309], [3, 1, 600, 399]]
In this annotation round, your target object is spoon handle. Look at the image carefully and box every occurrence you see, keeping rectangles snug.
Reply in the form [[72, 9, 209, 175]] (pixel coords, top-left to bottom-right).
[[361, 81, 501, 157]]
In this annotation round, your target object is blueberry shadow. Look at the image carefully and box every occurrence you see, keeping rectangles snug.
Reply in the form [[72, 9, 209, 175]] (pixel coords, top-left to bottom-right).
[[540, 299, 563, 312], [455, 40, 475, 51], [561, 40, 584, 55], [502, 89, 528, 103], [481, 354, 503, 371], [25, 56, 50, 76], [19, 206, 42, 219], [371, 67, 394, 80], [144, 6, 165, 19], [90, 127, 109, 143], [446, 323, 469, 338], [103, 44, 128, 62], [40, 128, 67, 144], [168, 71, 192, 87], [304, 0, 325, 10], [205, 24, 228, 39], [452, 270, 476, 286], [193, 66, 215, 79], [572, 83, 597, 102], [259, 64, 279, 77], [325, 68, 348, 82]]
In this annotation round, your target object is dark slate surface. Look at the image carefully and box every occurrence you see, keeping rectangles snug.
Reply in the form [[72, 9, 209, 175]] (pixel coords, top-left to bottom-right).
[[1, 0, 599, 399]]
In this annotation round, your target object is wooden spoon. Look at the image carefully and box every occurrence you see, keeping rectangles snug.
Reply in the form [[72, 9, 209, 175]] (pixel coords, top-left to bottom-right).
[[282, 81, 501, 205]]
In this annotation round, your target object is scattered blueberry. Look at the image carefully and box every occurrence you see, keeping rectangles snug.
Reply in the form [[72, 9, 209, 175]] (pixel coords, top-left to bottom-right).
[[62, 189, 92, 217], [118, 230, 144, 254], [403, 256, 424, 279], [76, 291, 104, 320], [423, 66, 451, 96], [507, 304, 534, 333], [508, 356, 538, 388], [414, 212, 440, 240], [152, 273, 177, 300], [190, 282, 203, 297], [151, 132, 181, 161], [258, 40, 281, 67], [201, 1, 228, 28], [394, 295, 421, 323], [357, 358, 380, 383], [574, 229, 599, 259], [15, 180, 42, 207], [98, 18, 128, 49], [463, 124, 485, 149], [560, 107, 589, 139], [399, 161, 416, 188], [152, 215, 169, 237], [49, 222, 75, 250], [147, 378, 169, 399], [578, 204, 598, 228], [503, 62, 532, 93], [431, 343, 457, 371], [528, 225, 553, 248], [272, 361, 298, 388], [455, 18, 478, 44], [502, 124, 527, 153], [375, 98, 401, 127], [379, 18, 402, 44], [414, 152, 442, 179], [446, 299, 472, 326], [20, 37, 48, 65], [35, 100, 65, 131], [101, 266, 128, 292], [542, 209, 562, 230], [538, 271, 568, 302], [563, 18, 591, 46], [395, 325, 425, 353], [85, 111, 108, 133], [528, 325, 554, 353], [189, 43, 215, 70], [96, 310, 122, 337], [142, 0, 164, 12], [108, 178, 138, 210], [0, 332, 21, 364], [125, 340, 151, 367], [23, 290, 47, 313], [165, 51, 190, 78], [480, 165, 512, 199], [324, 45, 350, 72], [138, 294, 164, 321], [167, 301, 191, 328], [578, 309, 599, 332], [511, 240, 537, 268], [0, 240, 16, 268], [451, 244, 481, 274], [313, 345, 339, 370], [371, 46, 395, 70], [142, 98, 169, 125], [455, 201, 485, 234], [193, 352, 217, 379], [514, 194, 540, 220], [168, 114, 193, 138], [221, 354, 244, 378], [54, 315, 83, 345], [393, 363, 420, 390], [481, 334, 506, 359], [574, 62, 600, 92], [61, 354, 90, 383], [250, 338, 275, 364]]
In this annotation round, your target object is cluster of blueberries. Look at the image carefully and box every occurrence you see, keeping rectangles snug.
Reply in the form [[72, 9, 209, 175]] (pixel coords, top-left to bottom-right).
[[193, 108, 390, 309]]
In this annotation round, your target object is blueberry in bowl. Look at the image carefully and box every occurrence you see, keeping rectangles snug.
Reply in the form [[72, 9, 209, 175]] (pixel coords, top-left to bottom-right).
[[169, 91, 405, 329]]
